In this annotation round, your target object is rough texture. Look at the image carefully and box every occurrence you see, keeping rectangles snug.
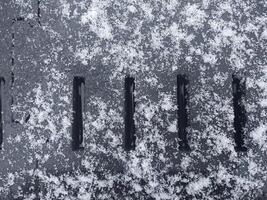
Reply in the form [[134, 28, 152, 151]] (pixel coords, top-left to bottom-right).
[[0, 0, 266, 199]]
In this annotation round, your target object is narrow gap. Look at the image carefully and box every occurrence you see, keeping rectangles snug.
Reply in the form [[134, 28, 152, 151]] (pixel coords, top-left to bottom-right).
[[11, 33, 15, 67], [11, 32, 16, 123], [11, 33, 15, 123], [177, 74, 190, 151], [72, 76, 85, 150], [232, 74, 247, 152], [37, 0, 41, 25], [124, 76, 135, 151], [0, 77, 5, 150]]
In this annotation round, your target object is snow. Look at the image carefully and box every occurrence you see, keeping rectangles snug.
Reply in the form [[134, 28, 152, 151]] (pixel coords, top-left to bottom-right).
[[251, 124, 267, 150], [1, 0, 267, 199], [182, 4, 207, 29], [187, 177, 211, 195], [80, 0, 113, 39], [203, 53, 217, 65]]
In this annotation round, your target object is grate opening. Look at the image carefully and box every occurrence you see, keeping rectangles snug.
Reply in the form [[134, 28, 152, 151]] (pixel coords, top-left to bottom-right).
[[232, 74, 247, 152], [72, 76, 85, 150], [0, 77, 4, 150], [124, 76, 136, 151], [177, 74, 190, 151]]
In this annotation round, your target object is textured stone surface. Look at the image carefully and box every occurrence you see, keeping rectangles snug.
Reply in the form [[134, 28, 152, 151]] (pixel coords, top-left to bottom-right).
[[0, 0, 266, 199]]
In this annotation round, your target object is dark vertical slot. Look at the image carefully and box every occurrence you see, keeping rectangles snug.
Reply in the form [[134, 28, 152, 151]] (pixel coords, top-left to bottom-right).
[[11, 32, 15, 123], [0, 77, 4, 150], [37, 0, 41, 24], [124, 76, 135, 151], [232, 75, 247, 152], [177, 74, 190, 151], [11, 33, 15, 123], [72, 76, 85, 150]]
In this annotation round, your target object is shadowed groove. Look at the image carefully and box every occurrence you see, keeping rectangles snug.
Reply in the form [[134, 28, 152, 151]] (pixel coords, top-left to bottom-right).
[[124, 76, 136, 151], [0, 77, 5, 150], [177, 74, 190, 151], [232, 74, 247, 152], [72, 76, 85, 150]]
